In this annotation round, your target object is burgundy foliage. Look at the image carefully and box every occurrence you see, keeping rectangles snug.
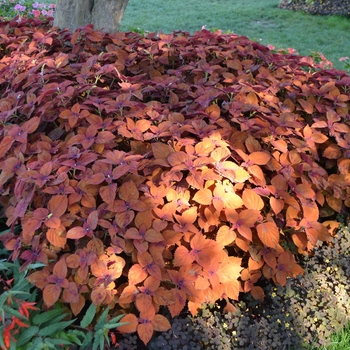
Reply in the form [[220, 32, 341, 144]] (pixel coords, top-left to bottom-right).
[[0, 16, 349, 344]]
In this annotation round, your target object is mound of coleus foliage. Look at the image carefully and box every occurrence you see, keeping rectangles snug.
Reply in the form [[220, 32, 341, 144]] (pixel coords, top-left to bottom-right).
[[0, 16, 349, 345]]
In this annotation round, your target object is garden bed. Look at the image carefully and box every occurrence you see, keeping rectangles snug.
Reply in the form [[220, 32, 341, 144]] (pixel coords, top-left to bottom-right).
[[279, 0, 350, 17]]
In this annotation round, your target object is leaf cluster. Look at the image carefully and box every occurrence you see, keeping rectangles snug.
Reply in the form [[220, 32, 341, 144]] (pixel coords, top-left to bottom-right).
[[0, 16, 349, 345]]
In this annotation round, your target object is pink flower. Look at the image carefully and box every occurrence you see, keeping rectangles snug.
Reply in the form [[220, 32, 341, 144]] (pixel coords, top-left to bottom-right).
[[339, 56, 349, 62], [267, 44, 275, 50], [14, 4, 26, 12], [32, 9, 41, 18]]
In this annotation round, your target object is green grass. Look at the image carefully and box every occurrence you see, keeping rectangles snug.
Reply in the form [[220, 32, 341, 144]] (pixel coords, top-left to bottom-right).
[[310, 323, 350, 350], [119, 0, 350, 71], [6, 0, 350, 69]]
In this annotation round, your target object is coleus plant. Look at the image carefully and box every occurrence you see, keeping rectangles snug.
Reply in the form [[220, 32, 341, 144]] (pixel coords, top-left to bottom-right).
[[0, 15, 349, 345]]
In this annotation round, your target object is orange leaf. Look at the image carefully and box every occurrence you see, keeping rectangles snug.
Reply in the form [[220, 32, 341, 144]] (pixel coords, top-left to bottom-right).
[[292, 232, 308, 251], [250, 286, 264, 301], [195, 138, 215, 156], [118, 314, 139, 333], [247, 164, 266, 186], [221, 161, 250, 183], [298, 99, 314, 114], [27, 270, 50, 289], [46, 227, 66, 248], [248, 257, 264, 271], [91, 286, 107, 305], [174, 246, 194, 266], [270, 139, 288, 153], [211, 147, 230, 162], [218, 257, 242, 283], [223, 192, 244, 209], [323, 144, 341, 159], [238, 209, 260, 227], [128, 264, 148, 285], [43, 284, 61, 307], [206, 104, 221, 120], [66, 226, 85, 239], [152, 314, 171, 332], [193, 188, 212, 205], [119, 181, 139, 201], [242, 189, 264, 210], [302, 221, 331, 245], [99, 183, 118, 205], [138, 323, 153, 345], [256, 221, 279, 248], [270, 197, 284, 215], [145, 229, 164, 243], [275, 270, 287, 286], [53, 258, 67, 279], [167, 151, 190, 166], [47, 195, 68, 217], [216, 225, 236, 247], [195, 275, 210, 290], [70, 294, 85, 316], [312, 131, 328, 143], [0, 136, 14, 158], [245, 135, 261, 153], [138, 251, 153, 267], [119, 285, 138, 305], [295, 183, 315, 199], [246, 152, 270, 165], [168, 289, 187, 317], [223, 280, 240, 300], [326, 196, 342, 213], [136, 293, 153, 312], [262, 252, 277, 269], [151, 142, 174, 159]]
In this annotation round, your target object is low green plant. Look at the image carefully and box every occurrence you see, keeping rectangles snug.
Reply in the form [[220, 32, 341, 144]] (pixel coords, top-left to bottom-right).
[[0, 244, 126, 349], [0, 0, 55, 20]]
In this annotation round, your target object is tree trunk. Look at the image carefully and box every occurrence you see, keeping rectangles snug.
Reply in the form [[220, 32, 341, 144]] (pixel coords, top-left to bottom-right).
[[53, 0, 129, 34]]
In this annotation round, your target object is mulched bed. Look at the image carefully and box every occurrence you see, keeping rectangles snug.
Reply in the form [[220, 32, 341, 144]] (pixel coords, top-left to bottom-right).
[[279, 0, 350, 16]]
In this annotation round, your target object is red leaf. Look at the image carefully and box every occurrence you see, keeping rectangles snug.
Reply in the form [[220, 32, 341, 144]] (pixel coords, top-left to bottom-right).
[[0, 136, 14, 158], [22, 116, 40, 133]]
